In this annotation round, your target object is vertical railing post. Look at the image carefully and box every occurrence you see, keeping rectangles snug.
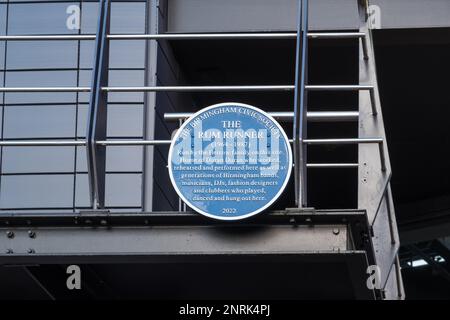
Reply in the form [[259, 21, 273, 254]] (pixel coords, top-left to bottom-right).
[[293, 0, 309, 208], [86, 0, 111, 209]]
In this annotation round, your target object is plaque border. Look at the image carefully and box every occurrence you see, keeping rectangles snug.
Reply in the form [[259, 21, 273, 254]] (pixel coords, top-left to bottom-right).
[[168, 102, 293, 221]]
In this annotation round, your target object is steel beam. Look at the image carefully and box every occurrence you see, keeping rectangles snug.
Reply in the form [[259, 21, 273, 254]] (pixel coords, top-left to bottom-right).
[[357, 0, 401, 293], [0, 210, 373, 262]]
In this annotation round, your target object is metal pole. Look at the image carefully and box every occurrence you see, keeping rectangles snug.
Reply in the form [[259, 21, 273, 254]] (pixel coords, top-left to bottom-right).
[[307, 32, 365, 39], [0, 140, 86, 146], [304, 138, 383, 144], [100, 85, 373, 92], [96, 140, 171, 146], [0, 35, 96, 41], [306, 85, 374, 91], [0, 32, 366, 42], [0, 87, 90, 92], [378, 140, 387, 171], [108, 33, 297, 40], [386, 184, 396, 245], [102, 85, 294, 92], [0, 85, 375, 93], [107, 32, 365, 40], [86, 0, 111, 209], [306, 163, 358, 168], [293, 0, 309, 208]]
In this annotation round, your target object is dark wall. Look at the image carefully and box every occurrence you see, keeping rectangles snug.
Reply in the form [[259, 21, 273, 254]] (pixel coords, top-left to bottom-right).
[[373, 28, 450, 222]]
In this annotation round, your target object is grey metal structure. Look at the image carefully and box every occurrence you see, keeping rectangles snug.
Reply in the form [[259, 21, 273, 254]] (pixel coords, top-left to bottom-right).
[[0, 0, 403, 299]]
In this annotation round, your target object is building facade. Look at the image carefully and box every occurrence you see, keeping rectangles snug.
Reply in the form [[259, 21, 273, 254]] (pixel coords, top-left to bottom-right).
[[3, 0, 450, 299]]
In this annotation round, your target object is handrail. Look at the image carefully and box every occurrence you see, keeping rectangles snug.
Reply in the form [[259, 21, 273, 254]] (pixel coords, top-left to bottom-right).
[[0, 84, 373, 93], [0, 32, 366, 41], [164, 111, 359, 122]]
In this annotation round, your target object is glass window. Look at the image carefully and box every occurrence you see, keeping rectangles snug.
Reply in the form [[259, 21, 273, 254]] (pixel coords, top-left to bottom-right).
[[76, 145, 143, 172], [75, 173, 143, 209], [0, 4, 7, 34], [108, 69, 144, 103], [0, 4, 5, 70], [81, 2, 99, 34], [0, 42, 5, 71], [2, 147, 75, 173], [0, 70, 3, 88], [8, 3, 80, 35], [77, 104, 144, 138], [105, 146, 143, 172], [75, 146, 87, 172], [107, 104, 144, 136], [0, 1, 148, 212], [76, 104, 88, 138], [7, 41, 78, 70], [0, 175, 74, 209], [3, 105, 76, 138], [105, 173, 141, 207], [110, 2, 146, 34], [109, 40, 145, 69], [4, 71, 78, 104], [75, 173, 90, 208], [78, 70, 93, 104], [80, 41, 95, 69]]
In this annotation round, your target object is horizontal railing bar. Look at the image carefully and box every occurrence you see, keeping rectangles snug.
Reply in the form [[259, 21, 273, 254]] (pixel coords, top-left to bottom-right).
[[0, 35, 96, 41], [0, 87, 91, 92], [108, 32, 365, 40], [306, 163, 358, 168], [0, 32, 365, 42], [96, 140, 172, 146], [304, 138, 383, 145], [0, 139, 381, 147], [101, 85, 372, 92], [307, 32, 365, 39], [0, 140, 171, 146], [164, 111, 359, 122], [108, 33, 297, 40], [102, 85, 294, 92], [308, 111, 359, 122], [0, 139, 378, 170], [0, 85, 372, 93], [0, 140, 86, 146], [306, 85, 374, 91], [1, 171, 142, 176]]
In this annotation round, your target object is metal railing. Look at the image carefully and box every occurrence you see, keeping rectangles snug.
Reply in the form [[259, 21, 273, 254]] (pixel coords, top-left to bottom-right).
[[0, 0, 383, 210]]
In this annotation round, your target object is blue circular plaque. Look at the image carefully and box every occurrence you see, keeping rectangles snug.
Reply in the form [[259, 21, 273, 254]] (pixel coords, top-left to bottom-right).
[[168, 102, 292, 220]]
